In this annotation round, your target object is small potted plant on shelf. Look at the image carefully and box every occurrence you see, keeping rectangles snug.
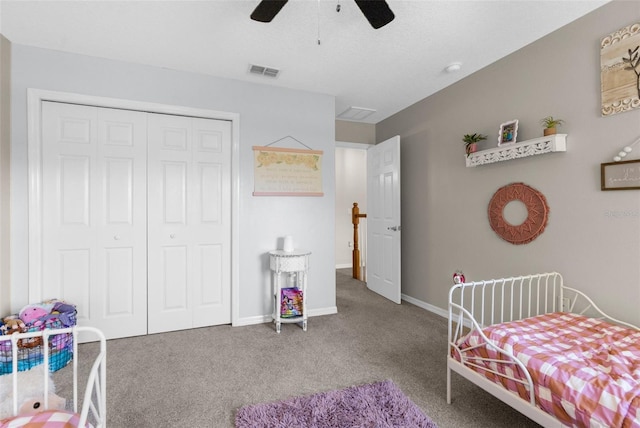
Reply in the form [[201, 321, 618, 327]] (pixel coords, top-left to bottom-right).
[[540, 116, 564, 136], [462, 133, 488, 157]]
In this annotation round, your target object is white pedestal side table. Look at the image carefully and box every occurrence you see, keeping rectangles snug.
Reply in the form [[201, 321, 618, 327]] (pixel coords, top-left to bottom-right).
[[269, 249, 310, 333]]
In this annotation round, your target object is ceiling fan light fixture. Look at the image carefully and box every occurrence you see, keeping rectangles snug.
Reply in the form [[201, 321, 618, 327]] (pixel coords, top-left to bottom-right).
[[250, 0, 394, 29], [250, 0, 288, 23]]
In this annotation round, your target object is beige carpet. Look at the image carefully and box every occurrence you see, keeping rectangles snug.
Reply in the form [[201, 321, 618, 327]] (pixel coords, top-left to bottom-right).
[[56, 269, 541, 427]]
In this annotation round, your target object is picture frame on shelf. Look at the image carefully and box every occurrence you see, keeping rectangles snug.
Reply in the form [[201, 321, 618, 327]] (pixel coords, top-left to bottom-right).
[[498, 120, 518, 146], [600, 159, 640, 190]]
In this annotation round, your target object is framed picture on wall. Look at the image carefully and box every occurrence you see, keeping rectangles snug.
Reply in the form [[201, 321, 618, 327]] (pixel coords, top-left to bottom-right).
[[601, 159, 640, 190], [498, 120, 518, 146], [601, 21, 640, 117]]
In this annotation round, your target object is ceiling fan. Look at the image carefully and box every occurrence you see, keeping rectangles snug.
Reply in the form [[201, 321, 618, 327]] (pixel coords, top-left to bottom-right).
[[250, 0, 395, 30]]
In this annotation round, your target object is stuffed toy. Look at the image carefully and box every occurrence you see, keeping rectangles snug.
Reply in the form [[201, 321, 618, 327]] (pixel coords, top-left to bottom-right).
[[0, 365, 66, 420], [19, 304, 51, 326], [1, 316, 25, 334], [18, 301, 76, 328]]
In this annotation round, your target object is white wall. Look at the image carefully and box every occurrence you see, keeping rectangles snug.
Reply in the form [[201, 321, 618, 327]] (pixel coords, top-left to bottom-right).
[[377, 1, 640, 325], [0, 35, 10, 316], [9, 44, 337, 323], [334, 145, 367, 268]]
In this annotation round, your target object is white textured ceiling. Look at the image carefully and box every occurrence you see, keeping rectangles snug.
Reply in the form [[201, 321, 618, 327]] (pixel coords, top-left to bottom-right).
[[0, 0, 608, 124]]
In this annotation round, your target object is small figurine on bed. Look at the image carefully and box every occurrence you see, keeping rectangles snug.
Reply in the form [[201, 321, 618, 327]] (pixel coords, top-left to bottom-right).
[[453, 270, 465, 284], [0, 365, 66, 420]]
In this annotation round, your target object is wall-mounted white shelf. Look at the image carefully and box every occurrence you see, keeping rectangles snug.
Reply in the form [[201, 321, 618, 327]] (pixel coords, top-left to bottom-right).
[[465, 134, 567, 167]]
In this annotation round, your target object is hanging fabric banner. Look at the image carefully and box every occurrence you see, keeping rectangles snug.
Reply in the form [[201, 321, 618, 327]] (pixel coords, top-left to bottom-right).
[[252, 146, 324, 196]]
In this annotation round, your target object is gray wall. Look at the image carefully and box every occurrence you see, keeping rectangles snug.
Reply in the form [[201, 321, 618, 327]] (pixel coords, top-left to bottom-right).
[[335, 120, 376, 145], [0, 35, 10, 316], [9, 44, 336, 323], [377, 1, 640, 325]]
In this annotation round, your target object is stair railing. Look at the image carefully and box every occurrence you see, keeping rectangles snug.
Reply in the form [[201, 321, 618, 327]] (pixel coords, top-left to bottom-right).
[[351, 202, 367, 281]]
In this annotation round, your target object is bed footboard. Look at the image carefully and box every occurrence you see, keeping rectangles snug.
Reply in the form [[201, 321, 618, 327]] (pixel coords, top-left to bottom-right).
[[1, 326, 107, 428]]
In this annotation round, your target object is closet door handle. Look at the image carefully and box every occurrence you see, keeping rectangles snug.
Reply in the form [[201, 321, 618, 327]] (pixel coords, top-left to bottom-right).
[[170, 234, 176, 239], [114, 235, 120, 240]]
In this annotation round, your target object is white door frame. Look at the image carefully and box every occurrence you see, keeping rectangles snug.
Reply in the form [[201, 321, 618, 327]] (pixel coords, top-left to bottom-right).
[[26, 88, 241, 326]]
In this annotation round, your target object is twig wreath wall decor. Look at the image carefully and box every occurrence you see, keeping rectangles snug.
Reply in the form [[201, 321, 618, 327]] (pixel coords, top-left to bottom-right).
[[488, 183, 549, 245], [601, 21, 640, 116]]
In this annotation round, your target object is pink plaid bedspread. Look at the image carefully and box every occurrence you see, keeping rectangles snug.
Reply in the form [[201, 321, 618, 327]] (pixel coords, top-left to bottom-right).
[[0, 410, 90, 428], [454, 312, 640, 427]]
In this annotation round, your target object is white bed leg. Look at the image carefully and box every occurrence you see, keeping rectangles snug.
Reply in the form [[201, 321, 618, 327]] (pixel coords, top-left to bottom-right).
[[447, 362, 452, 404]]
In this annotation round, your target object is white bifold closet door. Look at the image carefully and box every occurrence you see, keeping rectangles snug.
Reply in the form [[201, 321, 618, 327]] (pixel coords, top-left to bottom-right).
[[40, 102, 231, 339], [42, 102, 148, 339], [147, 113, 231, 334]]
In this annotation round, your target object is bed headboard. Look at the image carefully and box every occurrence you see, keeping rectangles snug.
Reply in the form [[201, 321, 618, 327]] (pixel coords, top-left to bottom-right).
[[448, 272, 638, 342], [449, 272, 564, 330]]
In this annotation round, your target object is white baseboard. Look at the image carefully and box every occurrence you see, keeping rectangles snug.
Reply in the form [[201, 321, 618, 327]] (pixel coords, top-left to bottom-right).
[[308, 306, 338, 317], [401, 293, 448, 319], [232, 306, 338, 327], [402, 293, 471, 328], [232, 314, 272, 327], [335, 263, 352, 269], [233, 295, 464, 329]]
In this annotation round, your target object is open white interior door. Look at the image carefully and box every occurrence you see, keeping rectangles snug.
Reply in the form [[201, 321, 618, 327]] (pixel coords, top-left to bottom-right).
[[366, 135, 401, 304]]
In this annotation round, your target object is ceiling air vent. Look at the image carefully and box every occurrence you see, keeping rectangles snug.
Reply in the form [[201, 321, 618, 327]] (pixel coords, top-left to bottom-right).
[[337, 106, 376, 121], [249, 64, 280, 78]]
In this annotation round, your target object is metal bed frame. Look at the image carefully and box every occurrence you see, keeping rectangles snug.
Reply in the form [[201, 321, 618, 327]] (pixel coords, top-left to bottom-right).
[[1, 326, 107, 427], [447, 272, 638, 427]]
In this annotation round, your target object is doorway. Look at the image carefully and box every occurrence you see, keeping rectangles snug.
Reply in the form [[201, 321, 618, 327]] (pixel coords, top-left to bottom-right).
[[335, 141, 368, 274]]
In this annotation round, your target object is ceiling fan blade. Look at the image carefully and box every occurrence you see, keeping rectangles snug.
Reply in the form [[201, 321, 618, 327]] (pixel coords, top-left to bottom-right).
[[354, 0, 395, 29], [250, 0, 288, 23]]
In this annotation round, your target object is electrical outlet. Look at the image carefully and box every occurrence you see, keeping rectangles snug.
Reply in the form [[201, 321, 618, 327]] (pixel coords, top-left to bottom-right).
[[562, 297, 571, 312], [348, 241, 353, 247]]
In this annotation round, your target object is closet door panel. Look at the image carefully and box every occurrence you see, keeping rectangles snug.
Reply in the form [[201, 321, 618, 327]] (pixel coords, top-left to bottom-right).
[[147, 114, 193, 333], [199, 163, 221, 223], [104, 158, 134, 224], [162, 246, 189, 309], [42, 102, 96, 320], [191, 117, 231, 328], [95, 107, 148, 338], [196, 244, 223, 305], [60, 156, 90, 225], [42, 102, 148, 340], [104, 247, 137, 317], [148, 114, 231, 332], [59, 249, 91, 320], [162, 161, 187, 224]]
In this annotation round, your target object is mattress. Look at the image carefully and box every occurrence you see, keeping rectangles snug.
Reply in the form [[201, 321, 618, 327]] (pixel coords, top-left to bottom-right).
[[454, 312, 640, 427]]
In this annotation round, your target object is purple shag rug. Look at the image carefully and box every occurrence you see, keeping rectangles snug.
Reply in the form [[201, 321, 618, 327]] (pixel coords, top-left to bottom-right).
[[235, 379, 438, 428]]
